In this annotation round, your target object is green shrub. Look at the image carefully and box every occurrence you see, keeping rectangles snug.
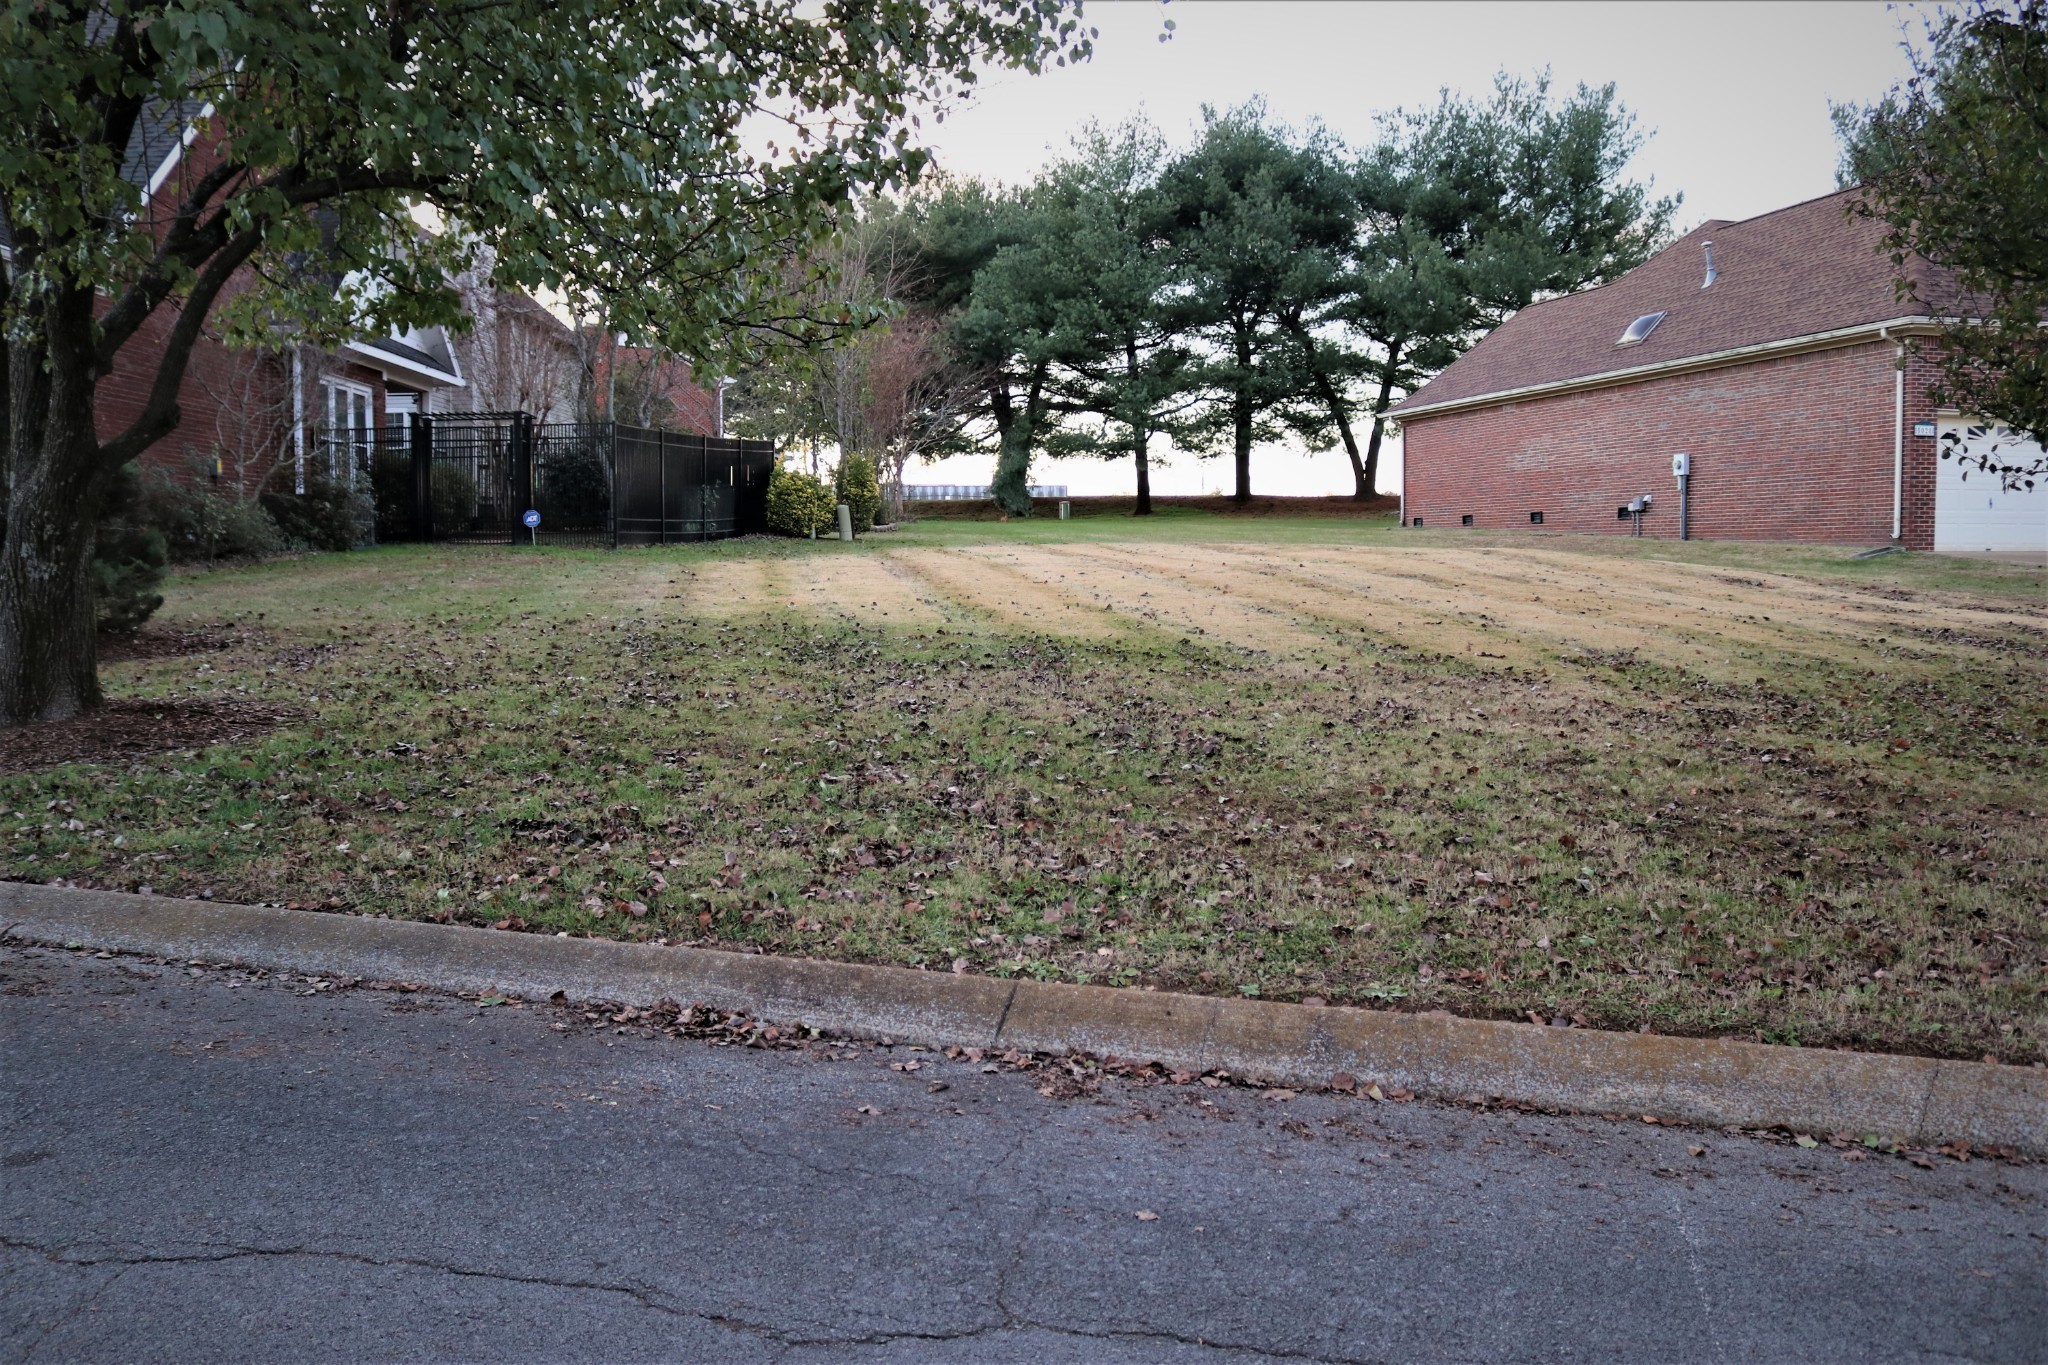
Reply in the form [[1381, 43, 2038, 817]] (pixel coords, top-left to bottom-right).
[[371, 450, 415, 541], [138, 460, 282, 563], [765, 464, 836, 537], [370, 452, 490, 540], [261, 464, 372, 551], [428, 462, 478, 537], [94, 461, 168, 632], [539, 440, 611, 529], [835, 453, 881, 534]]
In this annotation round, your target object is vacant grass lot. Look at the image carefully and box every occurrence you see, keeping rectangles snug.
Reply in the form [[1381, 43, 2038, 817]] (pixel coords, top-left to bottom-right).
[[5, 514, 2043, 1062]]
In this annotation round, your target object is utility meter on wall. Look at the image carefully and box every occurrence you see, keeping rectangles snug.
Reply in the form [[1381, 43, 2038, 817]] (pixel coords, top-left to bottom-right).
[[1672, 451, 1691, 480]]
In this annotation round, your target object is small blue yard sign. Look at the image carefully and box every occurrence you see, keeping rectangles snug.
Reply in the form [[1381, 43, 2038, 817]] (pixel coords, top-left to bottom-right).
[[522, 509, 542, 529]]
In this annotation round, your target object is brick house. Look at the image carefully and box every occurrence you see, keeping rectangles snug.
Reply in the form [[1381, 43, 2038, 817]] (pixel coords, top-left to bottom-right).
[[588, 334, 724, 435], [1, 101, 473, 495], [8, 106, 724, 508], [1390, 188, 2046, 553]]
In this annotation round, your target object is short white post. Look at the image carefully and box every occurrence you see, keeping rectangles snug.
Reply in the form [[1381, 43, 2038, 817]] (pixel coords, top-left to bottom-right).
[[837, 503, 853, 541], [1058, 499, 1071, 521]]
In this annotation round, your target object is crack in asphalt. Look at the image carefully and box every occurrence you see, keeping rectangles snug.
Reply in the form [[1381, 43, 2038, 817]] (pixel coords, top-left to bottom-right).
[[1, 1235, 705, 1325], [5, 1231, 1378, 1362]]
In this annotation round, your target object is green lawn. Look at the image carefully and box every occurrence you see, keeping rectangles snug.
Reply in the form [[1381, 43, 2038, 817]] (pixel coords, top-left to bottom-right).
[[6, 514, 2043, 1062]]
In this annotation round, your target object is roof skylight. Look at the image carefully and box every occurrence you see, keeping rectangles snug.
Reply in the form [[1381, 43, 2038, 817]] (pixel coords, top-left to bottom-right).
[[1617, 311, 1667, 346]]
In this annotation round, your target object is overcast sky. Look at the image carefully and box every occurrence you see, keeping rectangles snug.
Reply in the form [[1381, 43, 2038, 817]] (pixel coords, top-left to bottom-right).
[[904, 0, 1928, 500]]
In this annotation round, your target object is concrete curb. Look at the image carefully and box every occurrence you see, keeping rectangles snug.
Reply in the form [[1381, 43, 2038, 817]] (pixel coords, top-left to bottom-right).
[[5, 882, 2042, 1154]]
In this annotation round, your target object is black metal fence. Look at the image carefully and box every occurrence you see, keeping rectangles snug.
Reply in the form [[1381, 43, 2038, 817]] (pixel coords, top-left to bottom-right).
[[368, 413, 774, 547]]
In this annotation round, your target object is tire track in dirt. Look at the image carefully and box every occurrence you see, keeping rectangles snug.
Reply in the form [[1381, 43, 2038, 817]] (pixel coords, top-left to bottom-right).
[[664, 555, 782, 618], [1401, 545, 2047, 673], [939, 542, 1331, 656], [883, 547, 1128, 639], [1168, 542, 2038, 681], [1032, 540, 1400, 654]]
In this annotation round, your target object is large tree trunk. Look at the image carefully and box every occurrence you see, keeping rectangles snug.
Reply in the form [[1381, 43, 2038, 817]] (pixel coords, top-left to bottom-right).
[[1311, 364, 1368, 498], [989, 365, 1044, 518], [1286, 321, 1370, 499], [1125, 340, 1152, 516], [991, 417, 1035, 517], [3, 324, 111, 726], [1360, 345, 1402, 500], [0, 473, 104, 725], [1232, 324, 1253, 505]]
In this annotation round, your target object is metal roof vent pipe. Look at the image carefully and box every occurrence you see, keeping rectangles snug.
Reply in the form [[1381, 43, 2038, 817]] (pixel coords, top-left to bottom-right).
[[1702, 241, 1718, 289]]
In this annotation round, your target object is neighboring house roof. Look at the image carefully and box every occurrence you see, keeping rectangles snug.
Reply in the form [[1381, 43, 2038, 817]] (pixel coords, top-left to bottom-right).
[[347, 331, 465, 389], [0, 97, 209, 255], [2, 97, 467, 395], [1391, 187, 1968, 419]]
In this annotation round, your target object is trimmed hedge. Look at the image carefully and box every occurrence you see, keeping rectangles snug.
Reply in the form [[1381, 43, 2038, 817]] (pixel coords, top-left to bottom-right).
[[766, 464, 836, 537], [835, 453, 881, 534]]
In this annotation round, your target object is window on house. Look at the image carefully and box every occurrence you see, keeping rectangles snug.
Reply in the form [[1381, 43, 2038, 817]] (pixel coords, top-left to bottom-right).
[[1616, 311, 1666, 346], [320, 378, 375, 483], [1529, 511, 1545, 525], [1461, 513, 1474, 526]]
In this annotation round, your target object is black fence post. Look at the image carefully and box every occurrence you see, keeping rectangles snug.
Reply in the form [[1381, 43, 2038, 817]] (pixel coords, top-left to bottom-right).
[[658, 429, 668, 546], [411, 413, 433, 541], [512, 413, 534, 539], [608, 421, 619, 550]]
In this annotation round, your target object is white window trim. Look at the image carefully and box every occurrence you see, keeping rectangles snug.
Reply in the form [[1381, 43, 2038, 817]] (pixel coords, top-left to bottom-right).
[[319, 377, 376, 486]]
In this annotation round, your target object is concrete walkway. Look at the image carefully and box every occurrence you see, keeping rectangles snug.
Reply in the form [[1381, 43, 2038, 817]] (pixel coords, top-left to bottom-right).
[[4, 943, 2043, 1364]]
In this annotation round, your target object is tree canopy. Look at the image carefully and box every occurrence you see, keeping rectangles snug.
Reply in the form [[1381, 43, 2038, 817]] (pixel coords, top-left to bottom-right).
[[1836, 0, 2047, 483], [0, 0, 1092, 724], [839, 74, 1671, 512]]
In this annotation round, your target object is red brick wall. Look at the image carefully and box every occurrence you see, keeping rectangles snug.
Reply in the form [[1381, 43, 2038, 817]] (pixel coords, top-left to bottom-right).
[[90, 127, 303, 490], [1400, 340, 1941, 549], [591, 339, 719, 435], [1898, 344, 1943, 551], [92, 300, 290, 488]]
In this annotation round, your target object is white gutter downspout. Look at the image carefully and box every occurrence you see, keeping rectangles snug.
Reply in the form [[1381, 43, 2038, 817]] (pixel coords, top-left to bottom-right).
[[1883, 327, 1903, 541], [1397, 422, 1407, 528], [291, 348, 306, 495]]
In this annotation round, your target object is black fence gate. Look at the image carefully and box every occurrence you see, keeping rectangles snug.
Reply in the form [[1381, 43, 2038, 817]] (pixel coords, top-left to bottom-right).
[[371, 414, 774, 547]]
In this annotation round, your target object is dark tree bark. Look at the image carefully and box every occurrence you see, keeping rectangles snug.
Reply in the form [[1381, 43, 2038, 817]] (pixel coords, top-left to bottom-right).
[[1123, 340, 1153, 516], [989, 363, 1046, 517], [1359, 345, 1403, 502], [1303, 346, 1369, 498], [3, 196, 267, 725], [1232, 322, 1253, 504], [1, 285, 109, 724]]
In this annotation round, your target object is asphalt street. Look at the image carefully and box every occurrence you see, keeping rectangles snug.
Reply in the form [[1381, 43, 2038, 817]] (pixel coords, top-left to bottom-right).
[[3, 942, 2043, 1364]]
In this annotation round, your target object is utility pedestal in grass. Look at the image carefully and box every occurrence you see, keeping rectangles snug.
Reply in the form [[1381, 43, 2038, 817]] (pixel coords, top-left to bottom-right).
[[837, 504, 853, 541]]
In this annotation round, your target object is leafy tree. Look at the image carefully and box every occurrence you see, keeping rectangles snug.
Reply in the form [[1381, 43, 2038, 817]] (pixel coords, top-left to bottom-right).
[[1033, 120, 1196, 515], [1352, 74, 1677, 496], [1159, 104, 1341, 505], [0, 0, 1089, 724], [918, 180, 1090, 516], [1836, 0, 2047, 484]]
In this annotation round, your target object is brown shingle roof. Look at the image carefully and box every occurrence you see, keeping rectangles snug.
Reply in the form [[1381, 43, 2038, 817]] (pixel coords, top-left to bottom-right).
[[1391, 187, 1966, 417]]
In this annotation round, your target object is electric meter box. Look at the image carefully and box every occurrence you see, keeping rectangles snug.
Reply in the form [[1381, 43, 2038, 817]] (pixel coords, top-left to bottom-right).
[[1671, 451, 1691, 479]]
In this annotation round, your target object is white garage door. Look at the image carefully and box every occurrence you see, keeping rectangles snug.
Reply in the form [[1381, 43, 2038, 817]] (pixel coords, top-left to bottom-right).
[[1934, 419, 2048, 552]]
